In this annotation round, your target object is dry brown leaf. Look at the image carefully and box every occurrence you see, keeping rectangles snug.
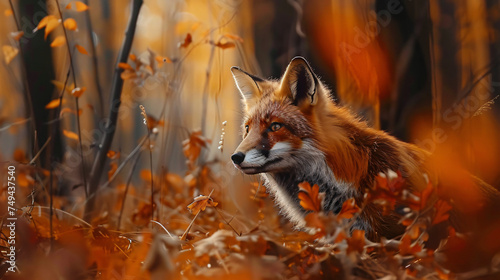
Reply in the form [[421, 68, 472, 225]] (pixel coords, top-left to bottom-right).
[[179, 33, 192, 48], [337, 198, 360, 220], [346, 229, 365, 254], [297, 181, 323, 212], [432, 200, 452, 225], [187, 194, 218, 215], [399, 235, 422, 256], [50, 36, 66, 47], [182, 130, 210, 169]]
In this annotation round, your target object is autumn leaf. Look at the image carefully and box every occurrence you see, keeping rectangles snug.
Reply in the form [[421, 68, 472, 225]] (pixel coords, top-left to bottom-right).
[[2, 45, 18, 64], [140, 169, 153, 182], [45, 17, 61, 39], [45, 99, 62, 109], [71, 87, 86, 98], [75, 44, 88, 55], [304, 212, 326, 238], [420, 181, 434, 210], [63, 130, 79, 140], [346, 229, 365, 254], [182, 130, 210, 169], [179, 33, 192, 48], [108, 162, 117, 180], [107, 150, 120, 159], [399, 235, 422, 256], [63, 18, 78, 31], [51, 36, 66, 47], [187, 194, 219, 215], [432, 200, 453, 225], [11, 31, 24, 41], [66, 1, 89, 12], [337, 198, 360, 220], [34, 15, 56, 33], [223, 33, 244, 43], [146, 115, 164, 130], [118, 62, 134, 70], [212, 41, 235, 50], [297, 181, 324, 212], [13, 149, 26, 162]]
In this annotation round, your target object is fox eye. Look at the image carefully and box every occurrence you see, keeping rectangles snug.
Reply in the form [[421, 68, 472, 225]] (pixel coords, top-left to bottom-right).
[[245, 125, 249, 134], [270, 122, 282, 132]]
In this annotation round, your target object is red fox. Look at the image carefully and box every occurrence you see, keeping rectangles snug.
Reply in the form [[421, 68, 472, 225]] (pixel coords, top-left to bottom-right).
[[230, 57, 500, 241]]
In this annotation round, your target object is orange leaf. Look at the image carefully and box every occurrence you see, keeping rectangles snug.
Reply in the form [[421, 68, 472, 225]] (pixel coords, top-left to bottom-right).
[[297, 182, 323, 212], [2, 45, 18, 64], [66, 1, 89, 12], [4, 9, 13, 16], [75, 44, 88, 55], [50, 36, 66, 47], [71, 87, 86, 98], [399, 235, 422, 256], [11, 31, 24, 41], [140, 170, 153, 182], [35, 15, 56, 31], [63, 130, 79, 140], [187, 194, 218, 215], [432, 200, 452, 225], [212, 41, 235, 50], [13, 149, 26, 162], [118, 62, 133, 70], [108, 162, 118, 180], [223, 33, 244, 43], [420, 180, 433, 210], [337, 198, 360, 220], [129, 53, 137, 61], [346, 229, 365, 254], [182, 130, 210, 169], [178, 33, 192, 48], [63, 18, 78, 31], [45, 17, 61, 39], [45, 99, 61, 109], [107, 150, 120, 159]]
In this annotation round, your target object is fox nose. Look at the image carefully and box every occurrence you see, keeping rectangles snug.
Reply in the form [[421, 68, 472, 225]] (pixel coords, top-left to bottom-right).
[[231, 152, 245, 165]]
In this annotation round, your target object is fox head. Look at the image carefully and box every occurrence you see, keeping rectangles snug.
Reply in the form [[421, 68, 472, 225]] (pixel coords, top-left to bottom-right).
[[230, 57, 328, 175]]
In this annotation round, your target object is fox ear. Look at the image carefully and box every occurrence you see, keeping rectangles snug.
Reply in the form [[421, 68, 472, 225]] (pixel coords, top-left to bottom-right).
[[280, 56, 318, 106], [231, 67, 262, 106]]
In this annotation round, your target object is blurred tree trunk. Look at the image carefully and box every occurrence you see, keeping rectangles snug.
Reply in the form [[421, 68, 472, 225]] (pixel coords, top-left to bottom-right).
[[18, 0, 59, 168]]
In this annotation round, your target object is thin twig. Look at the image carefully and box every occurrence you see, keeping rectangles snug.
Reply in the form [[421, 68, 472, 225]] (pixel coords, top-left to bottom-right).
[[29, 136, 51, 165], [82, 0, 104, 117], [84, 0, 144, 222], [55, 0, 88, 198], [117, 152, 141, 231], [8, 1, 39, 162]]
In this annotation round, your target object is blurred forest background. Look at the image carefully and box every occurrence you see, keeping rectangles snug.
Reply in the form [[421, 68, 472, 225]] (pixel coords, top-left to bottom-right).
[[1, 0, 500, 279]]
